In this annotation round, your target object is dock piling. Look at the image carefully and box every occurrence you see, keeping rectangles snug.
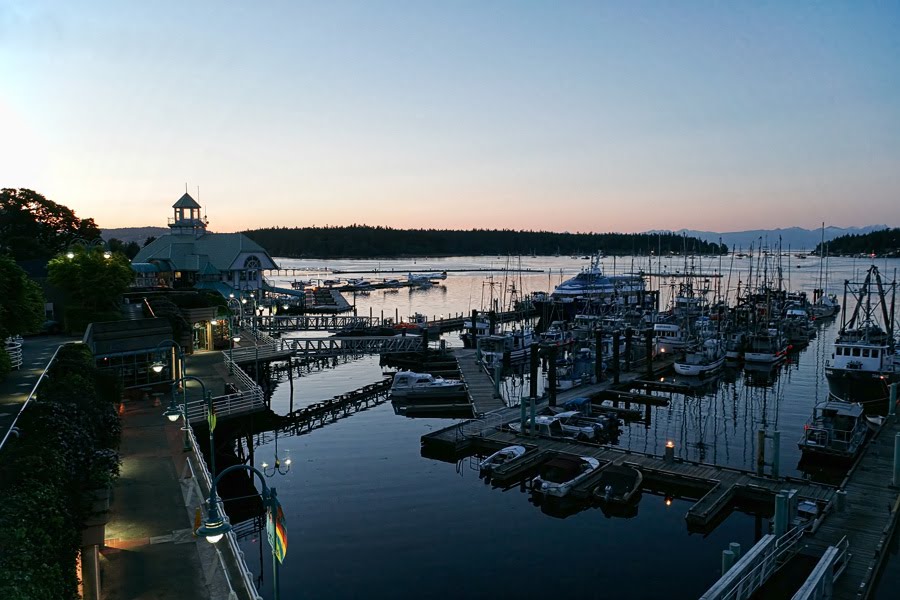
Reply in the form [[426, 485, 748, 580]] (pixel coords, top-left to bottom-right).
[[774, 493, 788, 537], [529, 343, 539, 399], [836, 489, 847, 512], [893, 433, 900, 487], [612, 330, 620, 384], [728, 542, 741, 562], [529, 396, 536, 437], [595, 330, 603, 382], [644, 329, 653, 378], [771, 431, 781, 477], [721, 550, 735, 575], [493, 364, 501, 399], [890, 382, 898, 417], [520, 395, 527, 432]]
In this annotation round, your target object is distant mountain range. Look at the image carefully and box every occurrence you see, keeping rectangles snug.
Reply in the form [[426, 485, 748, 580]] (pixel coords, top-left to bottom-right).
[[653, 226, 892, 250], [101, 224, 893, 253]]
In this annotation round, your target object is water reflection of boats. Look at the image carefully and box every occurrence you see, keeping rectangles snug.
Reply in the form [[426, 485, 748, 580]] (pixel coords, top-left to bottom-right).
[[742, 360, 783, 387]]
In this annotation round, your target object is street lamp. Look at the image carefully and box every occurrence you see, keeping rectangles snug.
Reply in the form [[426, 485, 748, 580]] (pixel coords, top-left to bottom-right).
[[229, 335, 241, 375], [66, 237, 111, 259], [242, 294, 258, 336], [261, 431, 292, 477], [172, 376, 217, 477], [227, 294, 243, 333], [198, 464, 287, 600]]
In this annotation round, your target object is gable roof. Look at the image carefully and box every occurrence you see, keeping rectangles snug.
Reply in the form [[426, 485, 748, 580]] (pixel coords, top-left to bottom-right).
[[173, 193, 201, 209], [133, 232, 278, 272]]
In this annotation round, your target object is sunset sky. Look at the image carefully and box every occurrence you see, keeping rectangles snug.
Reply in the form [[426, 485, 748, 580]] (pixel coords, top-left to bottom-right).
[[2, 2, 898, 233]]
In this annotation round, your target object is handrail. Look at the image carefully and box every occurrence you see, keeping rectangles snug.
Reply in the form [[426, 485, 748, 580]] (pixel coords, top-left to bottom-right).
[[716, 526, 806, 600], [0, 342, 72, 453], [183, 426, 262, 600]]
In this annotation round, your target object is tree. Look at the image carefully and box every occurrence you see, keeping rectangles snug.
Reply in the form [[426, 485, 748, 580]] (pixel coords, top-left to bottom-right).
[[143, 235, 157, 247], [47, 248, 133, 333], [0, 188, 101, 261], [108, 238, 141, 260], [0, 255, 45, 340]]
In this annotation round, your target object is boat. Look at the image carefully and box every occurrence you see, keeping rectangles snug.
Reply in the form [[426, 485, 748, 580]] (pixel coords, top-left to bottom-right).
[[592, 464, 643, 504], [509, 411, 609, 441], [744, 328, 789, 363], [797, 401, 868, 461], [476, 327, 536, 368], [654, 322, 692, 354], [460, 315, 491, 348], [825, 265, 898, 404], [389, 372, 467, 401], [531, 454, 601, 498], [674, 337, 727, 376], [478, 445, 526, 475], [407, 271, 448, 283], [551, 255, 645, 301]]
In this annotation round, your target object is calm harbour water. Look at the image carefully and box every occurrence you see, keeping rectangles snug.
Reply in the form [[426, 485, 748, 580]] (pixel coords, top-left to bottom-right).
[[231, 255, 900, 599]]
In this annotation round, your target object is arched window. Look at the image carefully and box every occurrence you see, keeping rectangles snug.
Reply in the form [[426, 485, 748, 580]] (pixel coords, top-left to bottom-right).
[[244, 255, 261, 282]]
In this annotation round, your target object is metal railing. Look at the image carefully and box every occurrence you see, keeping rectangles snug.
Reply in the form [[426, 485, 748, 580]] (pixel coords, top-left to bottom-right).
[[181, 426, 262, 600], [790, 536, 849, 600], [0, 342, 70, 453], [4, 336, 23, 369]]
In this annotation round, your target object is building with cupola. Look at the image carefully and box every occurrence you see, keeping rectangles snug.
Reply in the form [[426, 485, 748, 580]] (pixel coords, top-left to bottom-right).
[[132, 193, 278, 297]]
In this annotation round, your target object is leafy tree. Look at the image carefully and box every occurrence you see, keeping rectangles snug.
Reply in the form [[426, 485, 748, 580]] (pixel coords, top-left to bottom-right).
[[47, 248, 133, 332], [0, 254, 45, 340], [0, 188, 101, 260], [143, 235, 157, 247], [108, 238, 141, 259]]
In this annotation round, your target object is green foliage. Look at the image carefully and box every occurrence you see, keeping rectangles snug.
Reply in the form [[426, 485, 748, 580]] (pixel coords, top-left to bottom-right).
[[108, 238, 141, 259], [0, 347, 10, 381], [244, 225, 727, 258], [0, 188, 101, 261], [0, 254, 46, 340], [0, 344, 121, 600], [816, 228, 900, 257], [48, 248, 133, 333]]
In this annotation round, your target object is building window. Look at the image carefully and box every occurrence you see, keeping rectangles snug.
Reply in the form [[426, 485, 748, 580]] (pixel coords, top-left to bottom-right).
[[244, 255, 261, 283]]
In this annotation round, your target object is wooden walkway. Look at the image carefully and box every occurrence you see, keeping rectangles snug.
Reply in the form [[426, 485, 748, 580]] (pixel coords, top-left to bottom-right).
[[454, 349, 504, 414], [798, 417, 900, 600]]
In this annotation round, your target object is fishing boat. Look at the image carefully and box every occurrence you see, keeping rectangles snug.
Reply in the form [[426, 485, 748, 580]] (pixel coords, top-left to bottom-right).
[[674, 337, 727, 376], [478, 445, 526, 475], [797, 401, 868, 461], [460, 315, 491, 348], [389, 372, 467, 401], [825, 265, 898, 404], [477, 327, 536, 368], [592, 464, 643, 504], [744, 328, 789, 363], [532, 455, 601, 498]]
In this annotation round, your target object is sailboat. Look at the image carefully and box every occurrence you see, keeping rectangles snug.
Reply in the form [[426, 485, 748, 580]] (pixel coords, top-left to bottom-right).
[[811, 223, 840, 319]]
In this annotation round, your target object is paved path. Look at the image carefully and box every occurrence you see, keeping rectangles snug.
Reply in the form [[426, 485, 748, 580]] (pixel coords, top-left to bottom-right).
[[0, 335, 79, 442], [101, 399, 222, 600]]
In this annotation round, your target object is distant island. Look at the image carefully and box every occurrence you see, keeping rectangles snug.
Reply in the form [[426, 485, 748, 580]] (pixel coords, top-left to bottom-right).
[[241, 226, 727, 258], [815, 228, 900, 257]]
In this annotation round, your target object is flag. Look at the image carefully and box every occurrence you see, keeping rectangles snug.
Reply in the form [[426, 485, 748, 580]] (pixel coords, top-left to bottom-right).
[[266, 498, 288, 563], [207, 403, 217, 432]]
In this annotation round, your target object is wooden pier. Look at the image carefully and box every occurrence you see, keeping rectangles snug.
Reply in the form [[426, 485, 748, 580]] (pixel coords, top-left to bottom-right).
[[794, 416, 900, 599], [421, 401, 836, 530], [454, 349, 504, 414]]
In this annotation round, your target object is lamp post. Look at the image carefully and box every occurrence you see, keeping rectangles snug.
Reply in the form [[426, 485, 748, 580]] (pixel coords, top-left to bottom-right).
[[198, 464, 286, 600], [261, 431, 292, 477], [242, 294, 258, 336], [229, 335, 241, 375], [227, 293, 243, 331], [173, 376, 216, 477], [152, 339, 190, 451], [65, 237, 111, 259]]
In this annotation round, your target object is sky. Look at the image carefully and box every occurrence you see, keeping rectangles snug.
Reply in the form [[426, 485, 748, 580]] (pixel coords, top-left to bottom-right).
[[2, 1, 899, 234]]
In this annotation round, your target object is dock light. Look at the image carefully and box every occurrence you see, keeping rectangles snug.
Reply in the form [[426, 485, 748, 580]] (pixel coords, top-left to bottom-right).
[[197, 500, 231, 544], [66, 251, 75, 259], [664, 440, 675, 463], [151, 361, 165, 374], [233, 336, 241, 343], [242, 298, 248, 304], [103, 251, 112, 259], [665, 496, 673, 507], [210, 319, 218, 326], [283, 304, 289, 310]]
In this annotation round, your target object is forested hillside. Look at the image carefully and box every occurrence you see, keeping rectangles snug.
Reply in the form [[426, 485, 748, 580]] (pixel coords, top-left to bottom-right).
[[817, 228, 900, 257], [243, 226, 727, 258]]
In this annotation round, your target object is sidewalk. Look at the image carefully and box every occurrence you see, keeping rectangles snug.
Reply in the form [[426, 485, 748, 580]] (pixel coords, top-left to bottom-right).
[[100, 399, 214, 600]]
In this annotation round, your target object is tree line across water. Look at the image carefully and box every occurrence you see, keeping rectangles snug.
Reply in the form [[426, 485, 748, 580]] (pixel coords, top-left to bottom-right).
[[244, 225, 728, 258], [815, 228, 900, 257]]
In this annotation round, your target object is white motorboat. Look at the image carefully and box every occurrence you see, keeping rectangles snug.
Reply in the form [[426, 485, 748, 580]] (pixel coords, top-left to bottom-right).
[[477, 327, 536, 368], [390, 372, 467, 401], [532, 455, 601, 498], [674, 337, 727, 376], [551, 254, 645, 301], [479, 445, 526, 475]]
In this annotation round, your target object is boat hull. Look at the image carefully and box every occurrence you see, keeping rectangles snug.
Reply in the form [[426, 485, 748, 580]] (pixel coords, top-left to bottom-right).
[[673, 356, 726, 377], [825, 369, 896, 404]]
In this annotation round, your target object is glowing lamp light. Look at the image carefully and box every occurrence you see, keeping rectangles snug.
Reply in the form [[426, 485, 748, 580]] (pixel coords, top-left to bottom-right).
[[210, 319, 218, 326], [162, 398, 181, 422], [283, 304, 289, 310], [233, 336, 241, 343], [665, 497, 673, 507], [285, 458, 292, 466], [66, 251, 75, 259], [151, 361, 165, 374], [665, 440, 675, 449], [103, 251, 112, 259], [242, 298, 248, 304], [197, 501, 232, 544]]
